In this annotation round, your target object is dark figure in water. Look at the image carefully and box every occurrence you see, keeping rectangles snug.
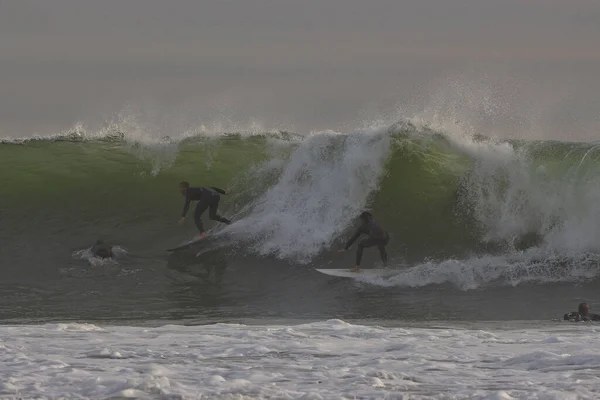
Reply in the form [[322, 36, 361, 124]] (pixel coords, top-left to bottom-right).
[[92, 240, 114, 259], [337, 211, 389, 273], [564, 302, 600, 322], [178, 181, 232, 239]]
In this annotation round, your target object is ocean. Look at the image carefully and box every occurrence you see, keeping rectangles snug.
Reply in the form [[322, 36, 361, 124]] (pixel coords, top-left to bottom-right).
[[2, 120, 600, 399]]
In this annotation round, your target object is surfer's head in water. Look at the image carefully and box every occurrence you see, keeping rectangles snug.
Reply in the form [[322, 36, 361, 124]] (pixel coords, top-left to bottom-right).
[[564, 302, 600, 322], [92, 239, 114, 259], [179, 181, 190, 196]]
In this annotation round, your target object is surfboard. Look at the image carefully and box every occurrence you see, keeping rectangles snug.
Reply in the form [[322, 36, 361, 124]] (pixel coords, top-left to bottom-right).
[[315, 268, 397, 278], [166, 210, 245, 252], [167, 229, 233, 252], [166, 236, 210, 252]]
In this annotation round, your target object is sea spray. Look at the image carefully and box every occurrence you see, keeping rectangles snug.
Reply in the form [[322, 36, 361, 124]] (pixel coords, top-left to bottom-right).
[[228, 128, 392, 262]]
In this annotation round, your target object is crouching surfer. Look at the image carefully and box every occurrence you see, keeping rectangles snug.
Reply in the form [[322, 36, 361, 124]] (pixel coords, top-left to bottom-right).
[[564, 302, 600, 322], [178, 181, 232, 240], [337, 211, 389, 273], [92, 239, 114, 259]]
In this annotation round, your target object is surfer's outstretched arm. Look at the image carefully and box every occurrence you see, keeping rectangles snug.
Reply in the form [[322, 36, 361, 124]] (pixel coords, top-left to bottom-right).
[[180, 193, 192, 221], [336, 225, 364, 253], [344, 228, 363, 250], [210, 187, 228, 195]]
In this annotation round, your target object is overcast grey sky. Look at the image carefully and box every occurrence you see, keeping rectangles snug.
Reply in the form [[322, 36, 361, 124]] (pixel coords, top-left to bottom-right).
[[1, 0, 599, 139]]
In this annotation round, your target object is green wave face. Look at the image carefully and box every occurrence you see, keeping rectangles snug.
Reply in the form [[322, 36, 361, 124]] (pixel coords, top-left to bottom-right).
[[3, 126, 600, 264]]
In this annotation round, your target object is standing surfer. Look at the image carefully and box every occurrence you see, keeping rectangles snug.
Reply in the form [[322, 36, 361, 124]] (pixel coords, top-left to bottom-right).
[[337, 211, 389, 273], [178, 181, 231, 239]]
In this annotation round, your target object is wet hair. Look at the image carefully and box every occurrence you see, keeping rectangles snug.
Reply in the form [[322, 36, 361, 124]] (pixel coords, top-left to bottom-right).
[[359, 211, 373, 221], [179, 181, 190, 188], [579, 302, 590, 314]]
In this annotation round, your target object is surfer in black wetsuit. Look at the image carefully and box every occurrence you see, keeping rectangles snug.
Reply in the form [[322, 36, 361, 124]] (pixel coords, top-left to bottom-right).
[[564, 302, 600, 322], [92, 239, 114, 259], [337, 211, 389, 273], [178, 181, 231, 239]]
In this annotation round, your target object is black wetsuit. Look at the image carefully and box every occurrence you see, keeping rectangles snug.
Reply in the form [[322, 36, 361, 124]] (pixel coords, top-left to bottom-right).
[[182, 186, 231, 233], [344, 218, 389, 266], [563, 312, 600, 322], [92, 241, 114, 259]]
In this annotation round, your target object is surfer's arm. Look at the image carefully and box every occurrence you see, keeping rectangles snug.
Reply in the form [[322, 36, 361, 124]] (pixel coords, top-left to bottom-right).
[[181, 195, 192, 218], [210, 186, 227, 194], [590, 313, 600, 321], [344, 228, 363, 250]]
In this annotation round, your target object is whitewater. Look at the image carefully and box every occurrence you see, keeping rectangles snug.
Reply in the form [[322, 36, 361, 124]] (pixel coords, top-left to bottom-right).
[[3, 114, 600, 398], [2, 320, 600, 399]]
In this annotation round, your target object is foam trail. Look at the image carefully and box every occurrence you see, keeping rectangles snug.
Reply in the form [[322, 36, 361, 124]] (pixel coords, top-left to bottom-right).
[[358, 248, 600, 290], [228, 128, 392, 262], [72, 246, 128, 267]]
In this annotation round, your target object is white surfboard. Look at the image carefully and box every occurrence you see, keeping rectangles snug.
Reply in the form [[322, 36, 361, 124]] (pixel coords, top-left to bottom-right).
[[167, 228, 229, 252], [315, 268, 397, 278], [166, 213, 243, 252], [166, 237, 207, 252]]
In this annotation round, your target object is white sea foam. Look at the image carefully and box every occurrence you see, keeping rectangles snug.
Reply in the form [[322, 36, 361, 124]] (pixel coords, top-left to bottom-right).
[[0, 320, 598, 399], [71, 245, 128, 267], [366, 119, 600, 290], [356, 249, 600, 290]]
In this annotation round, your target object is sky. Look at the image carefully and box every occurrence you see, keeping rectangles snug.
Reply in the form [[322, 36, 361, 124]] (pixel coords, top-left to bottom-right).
[[1, 0, 599, 139]]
